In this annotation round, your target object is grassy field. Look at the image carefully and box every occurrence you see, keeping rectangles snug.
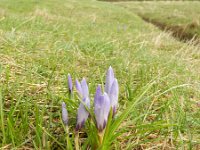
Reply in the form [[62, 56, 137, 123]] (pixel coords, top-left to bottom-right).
[[0, 0, 200, 149], [116, 1, 200, 42]]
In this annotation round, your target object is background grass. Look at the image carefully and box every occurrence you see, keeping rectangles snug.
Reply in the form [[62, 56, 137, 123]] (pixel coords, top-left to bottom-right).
[[0, 0, 200, 149], [116, 1, 200, 41]]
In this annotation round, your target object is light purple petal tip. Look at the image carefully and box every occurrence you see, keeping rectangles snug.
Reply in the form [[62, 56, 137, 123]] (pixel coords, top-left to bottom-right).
[[62, 102, 68, 126]]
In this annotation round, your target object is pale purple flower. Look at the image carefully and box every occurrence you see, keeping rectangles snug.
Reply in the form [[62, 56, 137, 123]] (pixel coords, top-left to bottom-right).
[[105, 66, 114, 94], [68, 74, 73, 93], [105, 66, 119, 116], [62, 102, 68, 126], [75, 78, 90, 130], [94, 85, 111, 132], [109, 78, 119, 114]]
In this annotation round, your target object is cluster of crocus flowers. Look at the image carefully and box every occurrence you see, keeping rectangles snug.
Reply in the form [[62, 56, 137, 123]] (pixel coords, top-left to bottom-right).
[[62, 66, 119, 147]]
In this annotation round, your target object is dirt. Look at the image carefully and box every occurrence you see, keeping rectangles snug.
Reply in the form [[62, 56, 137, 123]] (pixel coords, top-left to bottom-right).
[[139, 15, 200, 44]]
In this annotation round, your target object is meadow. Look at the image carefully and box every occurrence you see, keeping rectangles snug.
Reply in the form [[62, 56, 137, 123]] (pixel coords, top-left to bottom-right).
[[0, 0, 200, 149]]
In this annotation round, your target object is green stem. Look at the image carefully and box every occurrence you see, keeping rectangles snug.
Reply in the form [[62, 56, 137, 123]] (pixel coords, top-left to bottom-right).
[[101, 108, 113, 149], [66, 126, 70, 150], [98, 131, 104, 145], [68, 91, 73, 100], [75, 132, 79, 150]]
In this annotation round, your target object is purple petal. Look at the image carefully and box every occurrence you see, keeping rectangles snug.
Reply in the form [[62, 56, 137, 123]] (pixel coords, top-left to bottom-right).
[[68, 74, 73, 93], [110, 78, 119, 111], [81, 78, 89, 99], [76, 78, 90, 131], [105, 66, 114, 94], [62, 102, 68, 126], [94, 92, 110, 132], [76, 103, 89, 130], [75, 79, 82, 97], [83, 97, 90, 108], [94, 85, 102, 106], [103, 93, 111, 117]]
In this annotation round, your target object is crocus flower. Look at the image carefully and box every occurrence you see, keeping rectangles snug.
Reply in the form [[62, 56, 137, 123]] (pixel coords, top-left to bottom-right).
[[109, 78, 119, 115], [62, 102, 68, 126], [68, 74, 73, 94], [105, 66, 119, 116], [75, 78, 90, 131], [105, 66, 114, 94], [94, 85, 110, 132]]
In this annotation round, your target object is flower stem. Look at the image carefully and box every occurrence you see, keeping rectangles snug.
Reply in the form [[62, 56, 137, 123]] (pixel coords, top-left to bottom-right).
[[98, 131, 104, 145], [68, 91, 73, 100], [66, 126, 70, 150], [75, 132, 79, 150], [101, 108, 113, 148]]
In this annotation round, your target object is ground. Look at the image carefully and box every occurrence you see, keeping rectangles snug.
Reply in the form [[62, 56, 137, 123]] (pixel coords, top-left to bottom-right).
[[0, 0, 199, 149]]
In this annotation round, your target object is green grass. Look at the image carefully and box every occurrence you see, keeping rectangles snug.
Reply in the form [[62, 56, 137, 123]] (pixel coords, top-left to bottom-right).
[[0, 0, 200, 149], [116, 1, 200, 41]]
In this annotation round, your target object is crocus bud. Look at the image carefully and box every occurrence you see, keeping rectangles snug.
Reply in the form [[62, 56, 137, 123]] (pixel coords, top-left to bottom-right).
[[94, 86, 110, 132], [109, 78, 119, 115], [105, 66, 119, 116], [68, 74, 73, 94], [76, 78, 90, 131], [80, 78, 89, 100], [105, 66, 114, 94], [62, 102, 68, 126]]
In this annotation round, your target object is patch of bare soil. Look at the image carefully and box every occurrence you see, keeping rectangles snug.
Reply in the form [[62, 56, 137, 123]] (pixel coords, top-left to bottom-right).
[[140, 15, 200, 44]]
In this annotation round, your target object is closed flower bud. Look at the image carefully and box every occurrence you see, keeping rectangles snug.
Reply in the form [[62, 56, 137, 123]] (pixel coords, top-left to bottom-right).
[[105, 66, 119, 116], [75, 78, 90, 131], [110, 78, 119, 115], [62, 102, 68, 126], [68, 74, 73, 94], [94, 85, 110, 132]]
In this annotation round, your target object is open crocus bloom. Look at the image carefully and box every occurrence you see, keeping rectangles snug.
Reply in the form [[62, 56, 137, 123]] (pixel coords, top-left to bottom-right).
[[75, 78, 90, 130], [62, 102, 68, 126], [105, 66, 119, 116], [94, 85, 111, 132]]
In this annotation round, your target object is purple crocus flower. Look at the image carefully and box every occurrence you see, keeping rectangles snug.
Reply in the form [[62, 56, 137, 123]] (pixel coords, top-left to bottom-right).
[[75, 78, 90, 130], [94, 85, 111, 132], [105, 66, 114, 94], [109, 78, 119, 114], [105, 66, 119, 116], [62, 102, 68, 126], [68, 74, 73, 94]]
